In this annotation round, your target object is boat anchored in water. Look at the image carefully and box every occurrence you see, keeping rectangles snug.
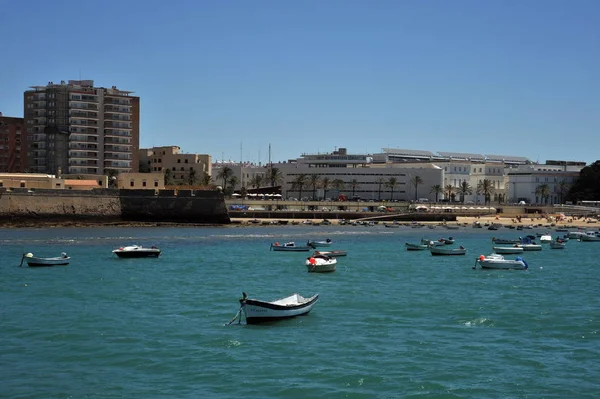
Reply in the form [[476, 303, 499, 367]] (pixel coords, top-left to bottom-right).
[[112, 245, 161, 258], [233, 292, 320, 324], [20, 252, 70, 267], [474, 254, 529, 270]]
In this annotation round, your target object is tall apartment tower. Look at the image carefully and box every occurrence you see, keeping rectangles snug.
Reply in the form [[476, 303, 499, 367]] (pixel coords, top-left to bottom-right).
[[0, 114, 27, 173], [24, 80, 139, 175]]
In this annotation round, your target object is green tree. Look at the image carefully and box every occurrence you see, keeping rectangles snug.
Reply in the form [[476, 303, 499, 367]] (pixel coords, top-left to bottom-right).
[[332, 179, 345, 199], [227, 176, 239, 196], [445, 184, 455, 202], [249, 174, 264, 190], [216, 166, 233, 192], [320, 177, 331, 200], [457, 181, 473, 203], [292, 174, 308, 200], [477, 179, 495, 205], [411, 175, 424, 201], [385, 177, 398, 201], [200, 172, 211, 186], [535, 183, 551, 204], [556, 179, 569, 204], [349, 179, 360, 199], [430, 184, 443, 202], [163, 168, 173, 186], [186, 168, 197, 186], [266, 167, 283, 187], [566, 160, 600, 202], [309, 174, 321, 200], [375, 178, 385, 201]]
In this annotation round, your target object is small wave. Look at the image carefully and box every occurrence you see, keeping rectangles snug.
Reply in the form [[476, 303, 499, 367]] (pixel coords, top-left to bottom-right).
[[462, 317, 494, 327]]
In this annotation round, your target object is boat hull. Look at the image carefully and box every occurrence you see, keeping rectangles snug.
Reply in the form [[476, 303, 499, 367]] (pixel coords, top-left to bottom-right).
[[478, 260, 527, 270], [306, 258, 337, 272], [429, 247, 466, 256], [242, 294, 319, 324], [26, 257, 70, 267], [113, 250, 161, 258], [405, 243, 428, 251], [493, 246, 524, 254], [271, 245, 311, 252]]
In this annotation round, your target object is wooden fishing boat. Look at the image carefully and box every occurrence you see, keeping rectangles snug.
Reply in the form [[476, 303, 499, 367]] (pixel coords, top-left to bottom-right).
[[305, 255, 337, 272], [475, 254, 529, 270], [492, 246, 524, 254], [270, 242, 312, 252], [312, 250, 347, 257], [307, 239, 332, 248], [429, 246, 467, 256], [239, 292, 319, 324], [20, 252, 70, 267]]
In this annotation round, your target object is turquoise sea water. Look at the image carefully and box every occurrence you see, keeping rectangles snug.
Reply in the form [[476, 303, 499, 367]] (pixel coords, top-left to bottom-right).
[[1, 225, 599, 399]]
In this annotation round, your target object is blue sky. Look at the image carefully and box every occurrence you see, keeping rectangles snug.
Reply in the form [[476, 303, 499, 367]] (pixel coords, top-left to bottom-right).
[[1, 0, 598, 165]]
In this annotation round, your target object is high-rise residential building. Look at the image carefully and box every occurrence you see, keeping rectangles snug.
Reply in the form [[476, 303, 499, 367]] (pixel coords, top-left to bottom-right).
[[0, 114, 27, 173], [24, 80, 139, 175]]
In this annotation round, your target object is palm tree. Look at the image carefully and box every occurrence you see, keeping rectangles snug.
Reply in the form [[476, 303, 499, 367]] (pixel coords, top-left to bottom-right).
[[445, 184, 455, 202], [430, 184, 443, 202], [332, 179, 345, 200], [320, 177, 331, 200], [375, 178, 385, 201], [411, 175, 424, 201], [249, 174, 263, 190], [266, 167, 283, 187], [477, 179, 495, 205], [200, 172, 211, 186], [227, 176, 239, 196], [385, 177, 398, 201], [457, 181, 473, 203], [164, 168, 173, 186], [309, 174, 320, 200], [186, 168, 197, 186], [292, 174, 308, 200], [557, 180, 569, 204], [535, 183, 551, 204], [216, 166, 233, 192], [349, 179, 360, 199]]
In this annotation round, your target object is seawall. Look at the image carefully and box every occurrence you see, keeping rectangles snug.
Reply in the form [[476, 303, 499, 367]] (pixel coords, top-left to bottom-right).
[[0, 188, 230, 224]]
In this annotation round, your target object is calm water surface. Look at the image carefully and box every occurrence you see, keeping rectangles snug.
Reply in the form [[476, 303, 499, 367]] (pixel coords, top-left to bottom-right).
[[1, 225, 599, 398]]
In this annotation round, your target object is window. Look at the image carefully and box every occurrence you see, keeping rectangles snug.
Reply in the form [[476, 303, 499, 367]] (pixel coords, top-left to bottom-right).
[[180, 167, 184, 171], [0, 182, 3, 187], [20, 182, 25, 188], [154, 181, 159, 187], [142, 181, 147, 187], [184, 159, 188, 163], [177, 159, 181, 163], [130, 181, 134, 187]]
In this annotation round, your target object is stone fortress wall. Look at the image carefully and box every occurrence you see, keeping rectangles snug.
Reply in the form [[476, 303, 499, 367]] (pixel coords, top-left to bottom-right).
[[0, 188, 230, 224]]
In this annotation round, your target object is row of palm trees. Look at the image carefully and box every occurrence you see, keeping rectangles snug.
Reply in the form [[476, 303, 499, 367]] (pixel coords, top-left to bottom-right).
[[182, 166, 569, 205]]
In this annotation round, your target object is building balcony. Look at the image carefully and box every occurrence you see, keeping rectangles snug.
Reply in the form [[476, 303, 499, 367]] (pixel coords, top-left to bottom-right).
[[104, 137, 131, 145], [70, 127, 99, 134], [69, 151, 99, 160], [70, 111, 98, 119], [104, 114, 131, 121], [69, 159, 98, 166], [69, 143, 98, 150], [69, 135, 98, 144], [69, 102, 98, 110], [104, 105, 131, 114], [104, 146, 131, 153], [104, 130, 131, 138], [104, 160, 132, 168], [69, 166, 99, 174]]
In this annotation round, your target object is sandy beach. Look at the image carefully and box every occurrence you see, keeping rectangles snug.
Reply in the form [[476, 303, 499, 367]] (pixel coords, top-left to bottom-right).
[[231, 214, 600, 229]]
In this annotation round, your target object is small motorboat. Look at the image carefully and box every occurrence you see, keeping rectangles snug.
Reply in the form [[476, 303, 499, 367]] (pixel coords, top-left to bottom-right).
[[305, 254, 337, 272], [405, 239, 432, 251], [239, 292, 319, 324], [429, 246, 467, 256], [441, 237, 455, 245], [112, 245, 161, 258], [270, 241, 312, 252], [539, 234, 552, 243], [580, 232, 600, 242], [20, 252, 70, 267], [313, 250, 347, 257], [475, 254, 529, 270], [550, 239, 566, 249], [492, 246, 524, 254], [307, 238, 332, 248], [492, 237, 521, 245]]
